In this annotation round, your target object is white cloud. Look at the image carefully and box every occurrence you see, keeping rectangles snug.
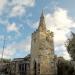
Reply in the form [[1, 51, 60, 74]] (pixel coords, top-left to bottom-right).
[[0, 0, 35, 17], [10, 5, 26, 17], [14, 36, 31, 51], [0, 0, 7, 11], [0, 0, 35, 39], [0, 36, 31, 59], [63, 51, 71, 60], [0, 35, 4, 40], [27, 19, 39, 29], [45, 8, 73, 31], [6, 23, 19, 33], [11, 0, 35, 7], [45, 7, 75, 60], [55, 45, 71, 60], [54, 29, 68, 46], [9, 0, 35, 17], [3, 47, 16, 58], [0, 47, 15, 59]]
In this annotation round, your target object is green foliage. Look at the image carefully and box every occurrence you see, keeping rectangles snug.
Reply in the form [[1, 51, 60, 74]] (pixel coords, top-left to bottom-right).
[[57, 57, 74, 75], [0, 58, 11, 63], [66, 32, 75, 60]]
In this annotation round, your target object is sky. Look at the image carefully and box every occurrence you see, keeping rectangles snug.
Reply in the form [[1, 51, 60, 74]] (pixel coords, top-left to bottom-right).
[[0, 0, 75, 60]]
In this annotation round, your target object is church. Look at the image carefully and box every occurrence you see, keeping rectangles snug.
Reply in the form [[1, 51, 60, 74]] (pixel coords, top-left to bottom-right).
[[4, 11, 57, 75], [30, 11, 57, 75]]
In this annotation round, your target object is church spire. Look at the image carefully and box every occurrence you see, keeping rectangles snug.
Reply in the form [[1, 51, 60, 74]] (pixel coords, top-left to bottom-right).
[[38, 10, 46, 32]]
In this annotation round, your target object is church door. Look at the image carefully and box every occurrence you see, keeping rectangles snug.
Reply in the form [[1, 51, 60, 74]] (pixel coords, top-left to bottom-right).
[[34, 61, 37, 75]]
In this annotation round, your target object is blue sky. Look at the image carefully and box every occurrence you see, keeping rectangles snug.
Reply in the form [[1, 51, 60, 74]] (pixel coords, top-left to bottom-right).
[[0, 0, 75, 60]]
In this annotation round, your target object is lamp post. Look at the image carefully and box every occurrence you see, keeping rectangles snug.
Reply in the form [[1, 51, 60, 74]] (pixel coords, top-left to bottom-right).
[[0, 35, 6, 75], [1, 35, 6, 63]]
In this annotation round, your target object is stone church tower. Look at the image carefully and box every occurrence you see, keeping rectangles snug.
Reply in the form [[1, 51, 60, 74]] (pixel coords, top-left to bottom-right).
[[30, 11, 57, 75]]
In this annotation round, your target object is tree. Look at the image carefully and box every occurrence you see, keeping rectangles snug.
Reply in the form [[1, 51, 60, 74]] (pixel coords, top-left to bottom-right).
[[0, 58, 11, 63], [66, 32, 75, 60], [57, 57, 74, 75]]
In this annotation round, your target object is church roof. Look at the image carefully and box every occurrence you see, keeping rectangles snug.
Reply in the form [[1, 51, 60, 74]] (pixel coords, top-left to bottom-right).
[[12, 54, 31, 62]]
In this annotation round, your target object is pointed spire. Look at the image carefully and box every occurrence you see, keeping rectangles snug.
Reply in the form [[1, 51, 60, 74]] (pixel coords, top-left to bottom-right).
[[40, 10, 44, 20], [38, 10, 46, 32]]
